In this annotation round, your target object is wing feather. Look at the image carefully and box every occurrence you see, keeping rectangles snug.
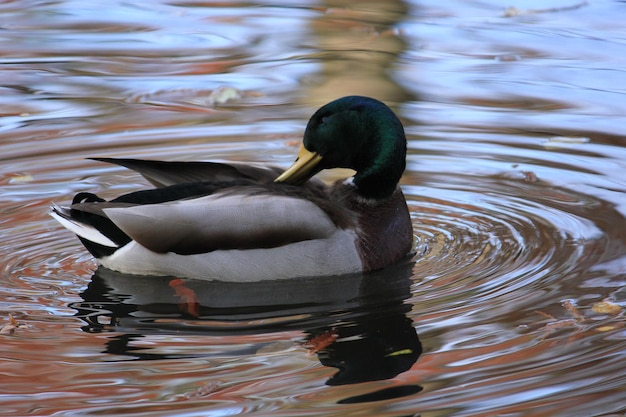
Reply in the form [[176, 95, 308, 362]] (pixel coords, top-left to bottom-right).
[[92, 158, 282, 187], [102, 192, 338, 254]]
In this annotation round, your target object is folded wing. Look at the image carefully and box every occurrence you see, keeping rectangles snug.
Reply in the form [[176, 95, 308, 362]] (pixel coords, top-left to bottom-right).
[[102, 191, 339, 255], [92, 158, 282, 188]]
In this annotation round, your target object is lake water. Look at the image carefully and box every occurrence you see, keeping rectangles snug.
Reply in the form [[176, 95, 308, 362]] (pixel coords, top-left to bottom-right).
[[1, 1, 625, 416]]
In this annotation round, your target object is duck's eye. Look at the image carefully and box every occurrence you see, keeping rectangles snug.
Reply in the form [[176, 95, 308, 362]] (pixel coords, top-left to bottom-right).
[[319, 114, 333, 126]]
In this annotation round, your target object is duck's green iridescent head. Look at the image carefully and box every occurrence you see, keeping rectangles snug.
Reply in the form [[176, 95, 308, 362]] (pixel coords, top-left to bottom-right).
[[276, 96, 407, 199]]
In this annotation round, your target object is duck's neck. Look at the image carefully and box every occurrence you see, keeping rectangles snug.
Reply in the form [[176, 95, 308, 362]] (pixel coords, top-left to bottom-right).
[[352, 124, 406, 200]]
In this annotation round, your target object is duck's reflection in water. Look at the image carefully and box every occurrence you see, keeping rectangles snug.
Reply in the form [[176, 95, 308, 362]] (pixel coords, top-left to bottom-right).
[[71, 260, 422, 398]]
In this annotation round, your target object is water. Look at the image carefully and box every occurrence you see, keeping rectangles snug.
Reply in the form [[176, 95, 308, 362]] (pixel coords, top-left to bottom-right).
[[1, 0, 625, 416]]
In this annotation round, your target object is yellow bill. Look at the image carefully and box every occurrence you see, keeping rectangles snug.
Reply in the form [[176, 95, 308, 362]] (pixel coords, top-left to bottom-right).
[[275, 145, 323, 185]]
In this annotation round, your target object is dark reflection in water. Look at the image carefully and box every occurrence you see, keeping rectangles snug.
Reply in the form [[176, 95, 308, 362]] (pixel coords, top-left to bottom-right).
[[71, 260, 422, 390], [338, 384, 423, 404]]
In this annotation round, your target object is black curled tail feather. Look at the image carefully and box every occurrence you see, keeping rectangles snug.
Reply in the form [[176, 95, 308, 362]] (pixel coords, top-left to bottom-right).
[[61, 193, 133, 258]]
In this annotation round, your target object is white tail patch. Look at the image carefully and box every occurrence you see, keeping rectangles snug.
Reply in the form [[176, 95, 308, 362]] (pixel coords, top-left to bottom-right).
[[50, 206, 118, 248]]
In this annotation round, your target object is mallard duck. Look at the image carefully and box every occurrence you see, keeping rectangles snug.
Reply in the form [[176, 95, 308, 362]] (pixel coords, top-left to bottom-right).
[[51, 96, 414, 281]]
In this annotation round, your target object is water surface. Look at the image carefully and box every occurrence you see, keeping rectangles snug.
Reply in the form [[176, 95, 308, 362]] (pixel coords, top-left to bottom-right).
[[1, 1, 625, 416]]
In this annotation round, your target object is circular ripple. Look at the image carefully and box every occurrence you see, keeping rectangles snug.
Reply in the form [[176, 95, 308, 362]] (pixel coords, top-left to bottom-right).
[[404, 174, 612, 325]]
